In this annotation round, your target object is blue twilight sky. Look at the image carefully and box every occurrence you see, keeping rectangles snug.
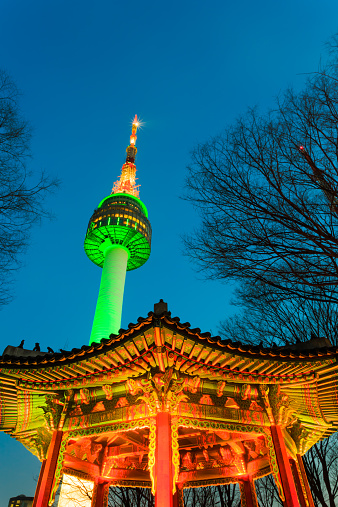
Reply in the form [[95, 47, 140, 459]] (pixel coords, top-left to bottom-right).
[[0, 0, 337, 502]]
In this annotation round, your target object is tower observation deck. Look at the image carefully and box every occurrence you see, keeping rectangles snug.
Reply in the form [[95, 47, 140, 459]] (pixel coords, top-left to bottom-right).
[[84, 116, 151, 344]]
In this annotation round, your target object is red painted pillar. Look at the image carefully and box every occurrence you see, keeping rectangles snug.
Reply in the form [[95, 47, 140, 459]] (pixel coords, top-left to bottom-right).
[[239, 476, 258, 507], [32, 460, 47, 507], [270, 425, 300, 507], [289, 459, 307, 507], [155, 412, 173, 507], [91, 481, 110, 507], [33, 430, 63, 507], [296, 454, 315, 507]]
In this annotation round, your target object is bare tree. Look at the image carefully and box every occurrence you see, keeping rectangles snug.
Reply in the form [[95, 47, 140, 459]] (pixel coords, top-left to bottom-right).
[[52, 475, 93, 507], [55, 479, 154, 507], [255, 475, 282, 507], [0, 70, 58, 305], [184, 486, 215, 507], [219, 283, 338, 347], [184, 47, 338, 305], [108, 486, 154, 507], [303, 435, 338, 507], [54, 477, 242, 507], [184, 484, 240, 507], [215, 484, 241, 507]]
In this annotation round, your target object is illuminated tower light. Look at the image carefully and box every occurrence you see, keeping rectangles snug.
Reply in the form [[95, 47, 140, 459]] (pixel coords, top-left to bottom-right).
[[84, 116, 151, 344]]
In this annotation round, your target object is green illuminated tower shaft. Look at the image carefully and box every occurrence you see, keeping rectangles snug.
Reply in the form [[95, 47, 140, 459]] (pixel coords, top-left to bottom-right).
[[91, 245, 129, 343], [84, 116, 151, 344]]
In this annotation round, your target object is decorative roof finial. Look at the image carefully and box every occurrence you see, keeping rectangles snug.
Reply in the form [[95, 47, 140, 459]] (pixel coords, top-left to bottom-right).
[[112, 115, 140, 197]]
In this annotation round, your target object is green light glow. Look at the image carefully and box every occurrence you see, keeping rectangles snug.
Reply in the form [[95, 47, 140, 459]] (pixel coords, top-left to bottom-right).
[[84, 224, 151, 271], [98, 193, 148, 218], [89, 245, 129, 344]]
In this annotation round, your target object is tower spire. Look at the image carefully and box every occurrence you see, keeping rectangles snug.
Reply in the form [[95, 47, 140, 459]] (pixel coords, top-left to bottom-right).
[[112, 115, 140, 198]]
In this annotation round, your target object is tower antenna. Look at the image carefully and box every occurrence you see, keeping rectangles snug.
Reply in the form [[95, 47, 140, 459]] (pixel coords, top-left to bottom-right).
[[112, 115, 141, 197]]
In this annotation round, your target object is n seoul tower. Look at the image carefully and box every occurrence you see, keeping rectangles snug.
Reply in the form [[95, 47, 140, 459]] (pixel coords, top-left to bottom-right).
[[84, 116, 151, 344]]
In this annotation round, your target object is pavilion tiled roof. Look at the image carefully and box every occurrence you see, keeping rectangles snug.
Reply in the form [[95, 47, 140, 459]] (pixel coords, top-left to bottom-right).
[[1, 308, 337, 368]]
